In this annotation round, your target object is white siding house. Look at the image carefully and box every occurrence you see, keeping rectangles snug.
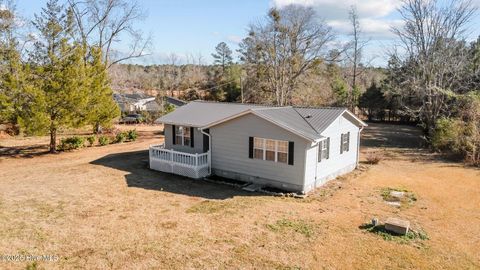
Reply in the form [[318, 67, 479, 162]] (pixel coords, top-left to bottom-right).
[[151, 101, 367, 194], [209, 113, 310, 192]]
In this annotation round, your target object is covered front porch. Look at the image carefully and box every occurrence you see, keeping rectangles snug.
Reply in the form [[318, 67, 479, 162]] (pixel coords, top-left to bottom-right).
[[149, 144, 210, 179]]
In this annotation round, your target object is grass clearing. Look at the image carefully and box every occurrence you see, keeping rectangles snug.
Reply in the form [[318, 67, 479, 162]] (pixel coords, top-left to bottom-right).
[[186, 197, 268, 214], [0, 124, 479, 269], [186, 200, 236, 214], [267, 218, 318, 238]]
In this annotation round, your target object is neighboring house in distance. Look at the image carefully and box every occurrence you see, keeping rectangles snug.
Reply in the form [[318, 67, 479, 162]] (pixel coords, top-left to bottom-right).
[[144, 100, 162, 112], [114, 93, 156, 112], [114, 93, 186, 113], [117, 101, 135, 113], [164, 96, 187, 107], [133, 97, 156, 111], [150, 101, 367, 194]]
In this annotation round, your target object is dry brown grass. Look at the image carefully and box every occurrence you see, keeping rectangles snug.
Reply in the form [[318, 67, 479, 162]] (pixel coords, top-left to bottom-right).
[[0, 124, 479, 269]]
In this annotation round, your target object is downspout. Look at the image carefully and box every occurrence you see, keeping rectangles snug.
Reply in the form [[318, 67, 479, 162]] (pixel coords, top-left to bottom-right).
[[356, 126, 364, 168], [199, 128, 212, 176]]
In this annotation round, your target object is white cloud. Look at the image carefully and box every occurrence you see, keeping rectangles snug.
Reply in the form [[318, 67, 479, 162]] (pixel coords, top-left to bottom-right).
[[227, 35, 243, 44], [328, 18, 403, 39], [272, 0, 400, 18], [271, 0, 402, 40], [271, 0, 405, 66]]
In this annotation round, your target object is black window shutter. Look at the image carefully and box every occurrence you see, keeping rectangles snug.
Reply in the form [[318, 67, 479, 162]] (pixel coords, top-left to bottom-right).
[[340, 133, 343, 154], [288, 141, 294, 165], [248, 137, 254, 158], [318, 141, 322, 162], [326, 137, 330, 159], [190, 127, 194, 147], [172, 125, 176, 145], [347, 132, 350, 152]]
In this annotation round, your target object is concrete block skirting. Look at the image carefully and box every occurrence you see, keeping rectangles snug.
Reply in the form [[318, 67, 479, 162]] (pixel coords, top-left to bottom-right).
[[211, 168, 305, 193], [303, 163, 357, 193]]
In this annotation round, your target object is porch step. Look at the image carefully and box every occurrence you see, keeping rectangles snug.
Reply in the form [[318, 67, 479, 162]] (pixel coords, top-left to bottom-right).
[[242, 183, 265, 192]]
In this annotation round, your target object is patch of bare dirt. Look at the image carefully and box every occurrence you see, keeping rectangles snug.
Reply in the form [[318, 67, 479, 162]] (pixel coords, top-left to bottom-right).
[[0, 123, 478, 269]]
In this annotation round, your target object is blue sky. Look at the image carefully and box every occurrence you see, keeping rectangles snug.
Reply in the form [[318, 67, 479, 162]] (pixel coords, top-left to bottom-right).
[[14, 0, 480, 67]]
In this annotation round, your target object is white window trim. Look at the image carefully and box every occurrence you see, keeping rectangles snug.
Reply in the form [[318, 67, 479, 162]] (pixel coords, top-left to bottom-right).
[[253, 137, 288, 164], [175, 126, 191, 146]]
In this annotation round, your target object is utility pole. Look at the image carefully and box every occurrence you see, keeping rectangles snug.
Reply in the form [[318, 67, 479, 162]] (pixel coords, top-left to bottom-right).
[[240, 75, 244, 103]]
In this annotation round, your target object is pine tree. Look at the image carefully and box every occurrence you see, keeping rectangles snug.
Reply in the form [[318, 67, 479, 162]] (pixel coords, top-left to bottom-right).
[[0, 42, 32, 126], [23, 0, 89, 152], [0, 5, 40, 133], [86, 47, 120, 134], [359, 81, 386, 121], [212, 42, 233, 74]]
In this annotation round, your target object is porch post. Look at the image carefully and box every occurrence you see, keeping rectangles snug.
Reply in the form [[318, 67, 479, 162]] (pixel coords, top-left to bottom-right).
[[170, 149, 174, 173], [149, 146, 152, 169]]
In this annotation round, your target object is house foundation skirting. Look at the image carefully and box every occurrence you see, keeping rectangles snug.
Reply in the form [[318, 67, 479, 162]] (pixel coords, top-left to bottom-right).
[[211, 168, 305, 193], [303, 163, 357, 193]]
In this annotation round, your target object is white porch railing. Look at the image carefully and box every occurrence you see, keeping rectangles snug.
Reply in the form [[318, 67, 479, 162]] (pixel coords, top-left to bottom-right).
[[149, 143, 210, 179]]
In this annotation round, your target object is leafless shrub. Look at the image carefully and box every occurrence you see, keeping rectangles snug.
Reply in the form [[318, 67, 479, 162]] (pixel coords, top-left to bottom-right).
[[365, 151, 384, 164]]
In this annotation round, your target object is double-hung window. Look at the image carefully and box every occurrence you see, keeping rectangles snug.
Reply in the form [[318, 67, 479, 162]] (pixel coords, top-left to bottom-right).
[[276, 140, 288, 163], [254, 137, 264, 159], [318, 137, 330, 162], [253, 137, 289, 164], [175, 126, 191, 146], [340, 132, 350, 153]]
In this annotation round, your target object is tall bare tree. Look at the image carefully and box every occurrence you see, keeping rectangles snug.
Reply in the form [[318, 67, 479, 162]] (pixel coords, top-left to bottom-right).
[[239, 5, 334, 106], [166, 53, 180, 97], [346, 6, 368, 111], [67, 0, 151, 68], [389, 0, 476, 137]]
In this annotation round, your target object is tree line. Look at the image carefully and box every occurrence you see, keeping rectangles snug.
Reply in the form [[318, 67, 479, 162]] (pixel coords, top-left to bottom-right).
[[109, 5, 380, 108], [359, 0, 479, 165], [1, 0, 478, 164], [110, 0, 479, 165]]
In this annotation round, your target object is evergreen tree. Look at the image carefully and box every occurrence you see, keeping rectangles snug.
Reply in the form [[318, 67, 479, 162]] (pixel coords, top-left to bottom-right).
[[86, 47, 120, 134], [359, 81, 386, 121], [222, 64, 242, 102], [211, 42, 233, 74], [331, 77, 349, 107], [24, 0, 89, 152], [0, 41, 33, 126], [0, 6, 36, 131]]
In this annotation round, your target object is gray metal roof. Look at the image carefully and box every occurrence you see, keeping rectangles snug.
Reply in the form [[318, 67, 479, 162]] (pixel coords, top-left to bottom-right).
[[294, 107, 347, 133], [156, 101, 263, 127], [254, 107, 321, 141], [165, 96, 187, 107], [155, 101, 365, 141]]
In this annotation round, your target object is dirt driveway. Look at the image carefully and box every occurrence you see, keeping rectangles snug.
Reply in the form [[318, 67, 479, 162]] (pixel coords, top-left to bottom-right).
[[0, 123, 479, 269]]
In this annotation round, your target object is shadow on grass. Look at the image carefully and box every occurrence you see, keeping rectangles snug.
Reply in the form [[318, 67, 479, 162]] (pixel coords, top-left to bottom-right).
[[90, 149, 257, 200], [361, 122, 425, 149], [0, 144, 50, 158]]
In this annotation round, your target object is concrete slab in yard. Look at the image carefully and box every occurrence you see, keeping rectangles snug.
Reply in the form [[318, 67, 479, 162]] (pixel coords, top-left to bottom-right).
[[390, 191, 405, 199], [386, 201, 402, 207], [385, 217, 410, 235]]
